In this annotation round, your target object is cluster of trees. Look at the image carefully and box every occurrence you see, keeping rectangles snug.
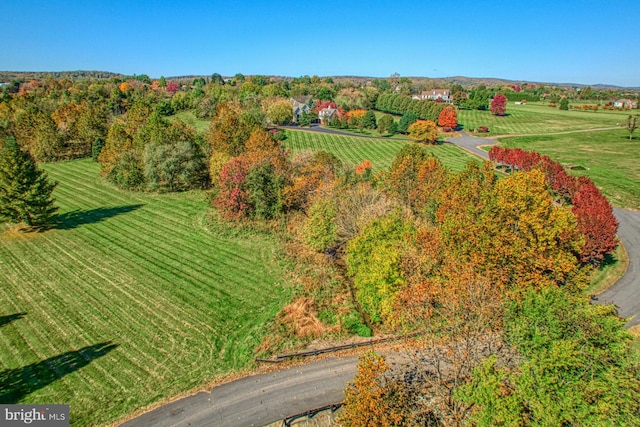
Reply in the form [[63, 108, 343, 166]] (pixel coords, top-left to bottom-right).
[[338, 146, 637, 426], [98, 103, 207, 191], [489, 146, 618, 264], [375, 93, 447, 122]]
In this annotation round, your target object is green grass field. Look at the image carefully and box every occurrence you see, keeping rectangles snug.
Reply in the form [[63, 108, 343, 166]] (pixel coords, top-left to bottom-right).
[[283, 129, 479, 173], [457, 102, 630, 136], [497, 128, 640, 209], [169, 110, 211, 134], [0, 160, 291, 425]]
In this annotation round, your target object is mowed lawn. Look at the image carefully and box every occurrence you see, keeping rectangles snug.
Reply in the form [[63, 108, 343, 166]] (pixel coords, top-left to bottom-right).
[[284, 129, 480, 173], [0, 160, 290, 425], [498, 128, 640, 210], [458, 102, 629, 136]]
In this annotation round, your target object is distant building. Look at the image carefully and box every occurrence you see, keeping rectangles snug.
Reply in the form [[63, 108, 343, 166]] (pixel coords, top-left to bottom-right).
[[412, 89, 451, 102], [318, 108, 338, 124], [290, 98, 310, 123], [613, 99, 638, 109]]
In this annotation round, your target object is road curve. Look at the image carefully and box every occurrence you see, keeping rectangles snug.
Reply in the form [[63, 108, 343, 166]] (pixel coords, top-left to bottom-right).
[[447, 132, 640, 327], [120, 356, 359, 427], [597, 208, 640, 327]]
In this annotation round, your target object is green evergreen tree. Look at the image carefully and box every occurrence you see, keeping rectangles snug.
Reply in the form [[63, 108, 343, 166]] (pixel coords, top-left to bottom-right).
[[362, 110, 377, 129], [559, 97, 570, 110], [0, 137, 57, 228]]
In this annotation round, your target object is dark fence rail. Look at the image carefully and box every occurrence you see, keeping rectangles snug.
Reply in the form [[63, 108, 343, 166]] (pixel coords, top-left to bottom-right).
[[282, 403, 343, 427], [256, 332, 423, 364]]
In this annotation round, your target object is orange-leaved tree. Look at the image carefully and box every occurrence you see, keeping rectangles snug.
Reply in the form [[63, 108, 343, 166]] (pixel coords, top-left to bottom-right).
[[340, 352, 407, 427], [438, 105, 458, 129]]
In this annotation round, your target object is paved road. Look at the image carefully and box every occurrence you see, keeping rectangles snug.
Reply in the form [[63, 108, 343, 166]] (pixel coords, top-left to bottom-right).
[[447, 132, 640, 326], [446, 130, 492, 159], [120, 356, 359, 427], [597, 208, 640, 327]]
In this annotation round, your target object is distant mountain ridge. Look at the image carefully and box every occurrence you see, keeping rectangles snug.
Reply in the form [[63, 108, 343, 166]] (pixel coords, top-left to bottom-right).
[[0, 70, 637, 90]]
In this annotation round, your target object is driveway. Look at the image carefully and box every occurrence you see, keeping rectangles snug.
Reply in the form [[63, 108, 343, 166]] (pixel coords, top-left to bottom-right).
[[120, 356, 359, 427], [596, 208, 640, 327]]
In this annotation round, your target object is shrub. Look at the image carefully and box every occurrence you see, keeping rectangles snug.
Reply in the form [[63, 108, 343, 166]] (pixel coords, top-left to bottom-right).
[[303, 197, 338, 252]]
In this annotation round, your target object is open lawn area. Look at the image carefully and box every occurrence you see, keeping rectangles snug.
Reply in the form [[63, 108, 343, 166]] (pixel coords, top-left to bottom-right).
[[283, 129, 479, 173], [168, 110, 211, 134], [0, 160, 291, 425], [498, 128, 640, 210], [458, 102, 631, 136]]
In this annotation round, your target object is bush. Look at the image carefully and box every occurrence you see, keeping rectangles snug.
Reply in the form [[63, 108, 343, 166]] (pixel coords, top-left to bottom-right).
[[303, 197, 338, 252], [343, 311, 372, 337], [110, 150, 145, 190]]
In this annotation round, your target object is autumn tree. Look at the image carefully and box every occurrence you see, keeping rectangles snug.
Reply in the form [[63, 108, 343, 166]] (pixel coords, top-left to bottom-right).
[[302, 197, 338, 252], [489, 93, 507, 116], [340, 352, 407, 427], [207, 103, 255, 156], [0, 137, 57, 228], [408, 120, 438, 144], [346, 109, 367, 129], [437, 105, 458, 129], [572, 177, 618, 264], [214, 157, 250, 219], [283, 150, 342, 212], [266, 99, 294, 125], [385, 144, 434, 207]]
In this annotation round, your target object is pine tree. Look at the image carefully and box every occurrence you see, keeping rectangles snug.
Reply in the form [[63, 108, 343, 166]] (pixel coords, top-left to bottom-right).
[[0, 137, 57, 228]]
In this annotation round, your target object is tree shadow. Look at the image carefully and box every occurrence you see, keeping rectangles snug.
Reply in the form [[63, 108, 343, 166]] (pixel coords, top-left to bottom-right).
[[0, 312, 27, 328], [53, 205, 144, 230], [0, 341, 118, 403]]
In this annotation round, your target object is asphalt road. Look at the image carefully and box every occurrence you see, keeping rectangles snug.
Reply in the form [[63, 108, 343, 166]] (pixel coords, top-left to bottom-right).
[[120, 356, 360, 427], [597, 207, 640, 327]]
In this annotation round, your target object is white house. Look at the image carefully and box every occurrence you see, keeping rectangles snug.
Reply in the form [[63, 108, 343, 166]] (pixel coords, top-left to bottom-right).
[[613, 99, 638, 109], [318, 108, 338, 124], [412, 89, 451, 102]]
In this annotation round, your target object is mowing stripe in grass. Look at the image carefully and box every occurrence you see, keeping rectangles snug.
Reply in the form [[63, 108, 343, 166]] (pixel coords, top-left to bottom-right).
[[283, 130, 480, 173], [1, 159, 291, 425]]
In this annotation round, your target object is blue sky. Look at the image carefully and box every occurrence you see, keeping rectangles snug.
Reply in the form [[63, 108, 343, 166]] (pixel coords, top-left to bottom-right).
[[2, 0, 639, 87]]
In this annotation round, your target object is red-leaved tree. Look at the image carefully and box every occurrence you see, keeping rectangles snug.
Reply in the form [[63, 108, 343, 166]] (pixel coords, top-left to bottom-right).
[[214, 157, 250, 219], [572, 178, 619, 264], [489, 146, 618, 264], [490, 94, 507, 116], [438, 105, 458, 129]]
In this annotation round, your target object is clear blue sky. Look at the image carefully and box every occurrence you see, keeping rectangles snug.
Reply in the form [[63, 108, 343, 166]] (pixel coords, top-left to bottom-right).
[[2, 0, 639, 87]]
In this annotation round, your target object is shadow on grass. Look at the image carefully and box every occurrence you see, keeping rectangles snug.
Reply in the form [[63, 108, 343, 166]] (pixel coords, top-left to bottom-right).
[[0, 341, 119, 403], [53, 205, 144, 230], [0, 312, 27, 328]]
